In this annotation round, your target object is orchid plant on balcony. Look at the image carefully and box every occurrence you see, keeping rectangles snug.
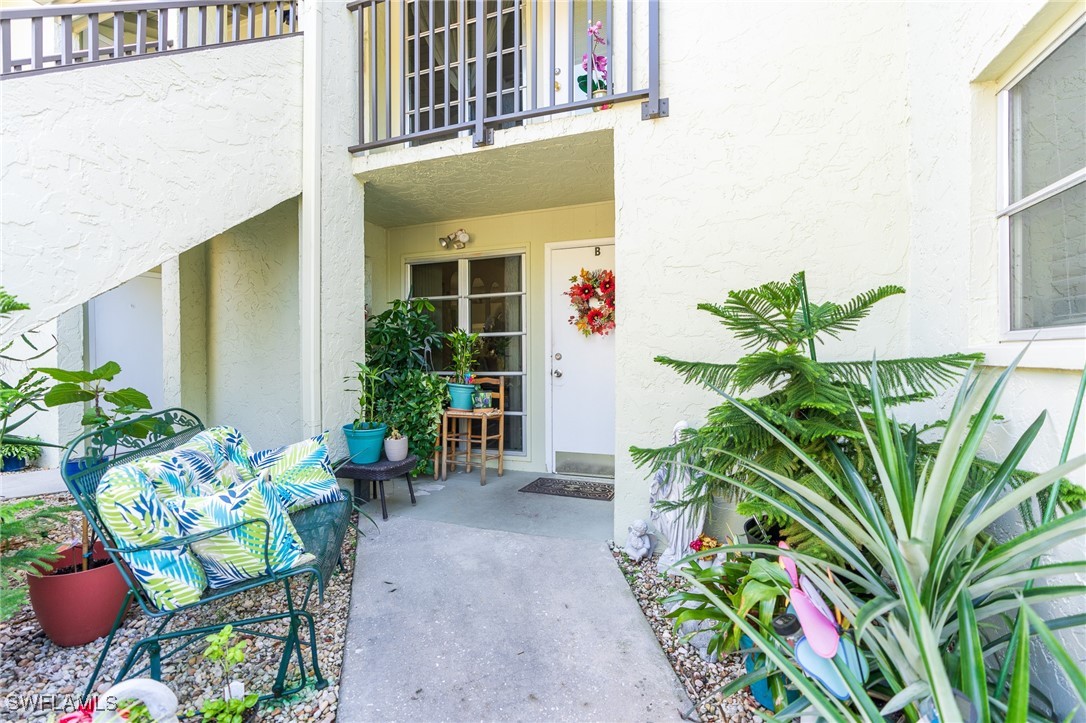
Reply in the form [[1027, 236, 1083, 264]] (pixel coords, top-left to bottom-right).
[[578, 20, 611, 109]]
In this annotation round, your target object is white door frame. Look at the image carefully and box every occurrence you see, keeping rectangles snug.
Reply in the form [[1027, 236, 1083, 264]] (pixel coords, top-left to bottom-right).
[[543, 238, 615, 474]]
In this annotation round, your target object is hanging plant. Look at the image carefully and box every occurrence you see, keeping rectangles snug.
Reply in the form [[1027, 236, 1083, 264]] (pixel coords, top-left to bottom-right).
[[565, 268, 615, 337]]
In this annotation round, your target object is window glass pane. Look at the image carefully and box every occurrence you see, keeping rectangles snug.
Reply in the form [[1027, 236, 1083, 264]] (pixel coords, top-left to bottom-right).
[[1010, 25, 1086, 201], [502, 375, 524, 412], [477, 334, 522, 372], [480, 414, 523, 453], [410, 262, 458, 297], [468, 256, 521, 293], [1010, 182, 1086, 330], [470, 295, 522, 332]]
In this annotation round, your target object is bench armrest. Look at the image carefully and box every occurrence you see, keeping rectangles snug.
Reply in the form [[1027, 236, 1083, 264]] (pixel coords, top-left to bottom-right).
[[104, 517, 276, 576]]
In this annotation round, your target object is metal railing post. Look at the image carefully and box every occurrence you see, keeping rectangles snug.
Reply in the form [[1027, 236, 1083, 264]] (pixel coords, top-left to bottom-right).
[[472, 0, 491, 146], [640, 0, 667, 119]]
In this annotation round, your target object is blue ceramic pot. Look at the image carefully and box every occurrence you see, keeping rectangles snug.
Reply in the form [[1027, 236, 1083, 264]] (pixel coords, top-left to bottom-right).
[[343, 423, 387, 465], [2, 455, 26, 473], [447, 382, 476, 410]]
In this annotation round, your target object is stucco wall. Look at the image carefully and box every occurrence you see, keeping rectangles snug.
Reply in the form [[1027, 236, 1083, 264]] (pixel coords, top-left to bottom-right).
[[378, 201, 616, 471], [610, 1, 915, 539], [203, 199, 302, 450], [0, 36, 304, 335], [903, 3, 1086, 715]]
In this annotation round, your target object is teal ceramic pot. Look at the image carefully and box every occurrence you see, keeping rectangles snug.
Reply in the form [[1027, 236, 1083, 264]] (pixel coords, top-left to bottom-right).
[[343, 422, 388, 464], [447, 382, 476, 410]]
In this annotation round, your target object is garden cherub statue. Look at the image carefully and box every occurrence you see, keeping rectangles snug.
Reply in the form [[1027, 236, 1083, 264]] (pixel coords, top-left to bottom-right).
[[624, 519, 654, 562], [650, 420, 707, 573]]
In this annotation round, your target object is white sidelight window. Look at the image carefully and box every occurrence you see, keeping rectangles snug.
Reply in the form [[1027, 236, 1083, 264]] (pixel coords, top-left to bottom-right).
[[998, 21, 1086, 337], [408, 254, 527, 453]]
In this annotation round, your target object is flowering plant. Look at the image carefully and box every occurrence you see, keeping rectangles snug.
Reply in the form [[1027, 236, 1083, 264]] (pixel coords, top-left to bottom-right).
[[565, 268, 616, 337], [688, 533, 720, 561], [577, 20, 610, 105]]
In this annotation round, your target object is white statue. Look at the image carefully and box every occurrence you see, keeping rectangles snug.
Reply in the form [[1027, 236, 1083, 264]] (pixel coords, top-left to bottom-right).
[[93, 679, 179, 723], [650, 420, 706, 574], [624, 519, 654, 561]]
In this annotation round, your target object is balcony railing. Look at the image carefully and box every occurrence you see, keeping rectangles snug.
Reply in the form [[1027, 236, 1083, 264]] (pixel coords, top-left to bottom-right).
[[0, 0, 298, 78], [347, 0, 666, 153]]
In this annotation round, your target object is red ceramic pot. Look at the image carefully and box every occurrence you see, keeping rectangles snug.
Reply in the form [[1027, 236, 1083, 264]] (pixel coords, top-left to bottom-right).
[[27, 541, 131, 647]]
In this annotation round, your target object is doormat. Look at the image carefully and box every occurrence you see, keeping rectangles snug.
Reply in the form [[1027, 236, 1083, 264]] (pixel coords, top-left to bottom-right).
[[518, 477, 614, 501]]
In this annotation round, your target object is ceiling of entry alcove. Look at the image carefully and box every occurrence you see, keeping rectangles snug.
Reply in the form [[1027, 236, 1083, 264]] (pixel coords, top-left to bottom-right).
[[360, 130, 615, 228]]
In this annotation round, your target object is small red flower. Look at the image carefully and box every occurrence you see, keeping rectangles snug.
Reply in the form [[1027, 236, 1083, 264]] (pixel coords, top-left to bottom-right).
[[598, 277, 615, 295], [689, 538, 704, 552]]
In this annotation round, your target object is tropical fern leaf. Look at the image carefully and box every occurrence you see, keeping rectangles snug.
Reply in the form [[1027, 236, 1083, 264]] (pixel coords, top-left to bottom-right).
[[807, 285, 905, 339], [654, 356, 740, 391], [824, 354, 981, 396]]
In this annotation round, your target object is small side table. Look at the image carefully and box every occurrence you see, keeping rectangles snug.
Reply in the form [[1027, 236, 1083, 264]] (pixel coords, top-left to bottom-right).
[[336, 454, 419, 520]]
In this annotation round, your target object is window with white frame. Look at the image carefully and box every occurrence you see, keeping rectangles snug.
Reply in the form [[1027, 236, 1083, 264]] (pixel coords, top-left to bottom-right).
[[999, 22, 1086, 335], [409, 254, 527, 453]]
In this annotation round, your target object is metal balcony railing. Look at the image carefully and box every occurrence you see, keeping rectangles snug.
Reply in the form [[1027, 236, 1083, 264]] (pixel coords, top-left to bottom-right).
[[347, 0, 666, 152], [0, 0, 298, 77]]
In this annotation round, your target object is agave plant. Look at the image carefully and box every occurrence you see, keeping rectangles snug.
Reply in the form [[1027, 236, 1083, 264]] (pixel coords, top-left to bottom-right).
[[672, 355, 1085, 722]]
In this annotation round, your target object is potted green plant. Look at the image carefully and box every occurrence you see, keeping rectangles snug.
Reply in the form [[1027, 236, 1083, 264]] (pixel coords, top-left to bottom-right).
[[383, 427, 409, 462], [374, 369, 448, 476], [1, 435, 42, 472], [343, 362, 388, 464], [446, 329, 480, 410], [28, 361, 153, 647]]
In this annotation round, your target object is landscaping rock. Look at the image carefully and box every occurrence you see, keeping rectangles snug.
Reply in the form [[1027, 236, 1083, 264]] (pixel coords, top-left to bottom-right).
[[0, 492, 359, 722], [611, 542, 761, 723]]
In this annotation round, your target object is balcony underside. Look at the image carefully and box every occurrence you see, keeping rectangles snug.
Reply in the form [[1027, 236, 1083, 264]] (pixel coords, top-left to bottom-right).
[[360, 128, 613, 228]]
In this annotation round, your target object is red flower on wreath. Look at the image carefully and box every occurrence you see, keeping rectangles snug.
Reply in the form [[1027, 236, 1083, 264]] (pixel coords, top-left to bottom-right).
[[564, 268, 616, 337]]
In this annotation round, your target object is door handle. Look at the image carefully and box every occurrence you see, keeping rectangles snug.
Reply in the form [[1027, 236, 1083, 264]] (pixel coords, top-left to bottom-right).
[[553, 369, 563, 378]]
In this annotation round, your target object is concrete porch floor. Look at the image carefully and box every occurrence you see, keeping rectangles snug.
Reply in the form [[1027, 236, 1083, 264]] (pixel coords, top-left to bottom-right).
[[335, 468, 692, 721], [340, 467, 615, 541], [336, 514, 691, 722]]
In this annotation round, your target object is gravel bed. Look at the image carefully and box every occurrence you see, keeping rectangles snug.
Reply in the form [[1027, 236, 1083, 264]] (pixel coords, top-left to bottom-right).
[[610, 543, 762, 723], [1, 491, 358, 722]]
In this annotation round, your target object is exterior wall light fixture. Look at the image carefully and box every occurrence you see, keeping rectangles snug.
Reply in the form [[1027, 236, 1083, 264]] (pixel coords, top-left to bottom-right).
[[439, 228, 470, 250]]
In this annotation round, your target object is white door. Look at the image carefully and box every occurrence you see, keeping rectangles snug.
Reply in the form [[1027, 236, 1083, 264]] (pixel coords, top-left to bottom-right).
[[88, 273, 165, 410], [548, 243, 615, 476]]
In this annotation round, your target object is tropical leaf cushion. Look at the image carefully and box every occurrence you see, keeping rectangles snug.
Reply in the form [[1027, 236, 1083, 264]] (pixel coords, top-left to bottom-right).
[[185, 426, 262, 489], [166, 476, 315, 588], [251, 433, 342, 513], [97, 464, 208, 611], [133, 448, 223, 502]]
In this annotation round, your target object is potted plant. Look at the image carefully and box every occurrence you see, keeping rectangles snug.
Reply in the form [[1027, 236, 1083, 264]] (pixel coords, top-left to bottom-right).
[[383, 427, 409, 462], [1, 435, 42, 472], [374, 369, 448, 476], [343, 362, 387, 464], [446, 329, 480, 410], [28, 362, 152, 646], [577, 20, 611, 110]]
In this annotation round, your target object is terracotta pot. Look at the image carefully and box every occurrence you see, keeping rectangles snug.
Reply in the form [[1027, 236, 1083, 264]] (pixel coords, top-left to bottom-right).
[[27, 541, 131, 647]]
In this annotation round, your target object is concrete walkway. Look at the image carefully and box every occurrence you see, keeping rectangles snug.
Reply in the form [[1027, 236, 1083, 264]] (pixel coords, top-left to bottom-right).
[[0, 467, 67, 498], [337, 516, 691, 722]]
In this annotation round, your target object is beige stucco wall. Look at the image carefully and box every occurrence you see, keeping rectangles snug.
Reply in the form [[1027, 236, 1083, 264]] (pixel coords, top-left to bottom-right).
[[201, 199, 303, 450], [377, 201, 616, 471], [0, 37, 305, 335]]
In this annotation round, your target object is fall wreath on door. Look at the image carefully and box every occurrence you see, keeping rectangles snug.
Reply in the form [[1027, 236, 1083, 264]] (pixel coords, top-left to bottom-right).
[[565, 268, 616, 336]]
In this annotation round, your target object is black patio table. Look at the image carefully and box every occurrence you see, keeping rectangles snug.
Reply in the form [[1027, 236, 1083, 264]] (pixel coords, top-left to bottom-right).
[[336, 454, 419, 520]]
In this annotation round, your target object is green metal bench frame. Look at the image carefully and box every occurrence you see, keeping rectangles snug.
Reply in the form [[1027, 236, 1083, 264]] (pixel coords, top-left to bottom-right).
[[59, 408, 353, 701]]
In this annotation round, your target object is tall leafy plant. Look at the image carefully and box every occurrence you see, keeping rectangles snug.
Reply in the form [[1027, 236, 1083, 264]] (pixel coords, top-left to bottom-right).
[[677, 359, 1086, 722], [366, 298, 443, 373], [447, 329, 480, 384], [0, 288, 54, 455], [375, 370, 448, 475], [0, 499, 73, 620], [631, 272, 980, 549]]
